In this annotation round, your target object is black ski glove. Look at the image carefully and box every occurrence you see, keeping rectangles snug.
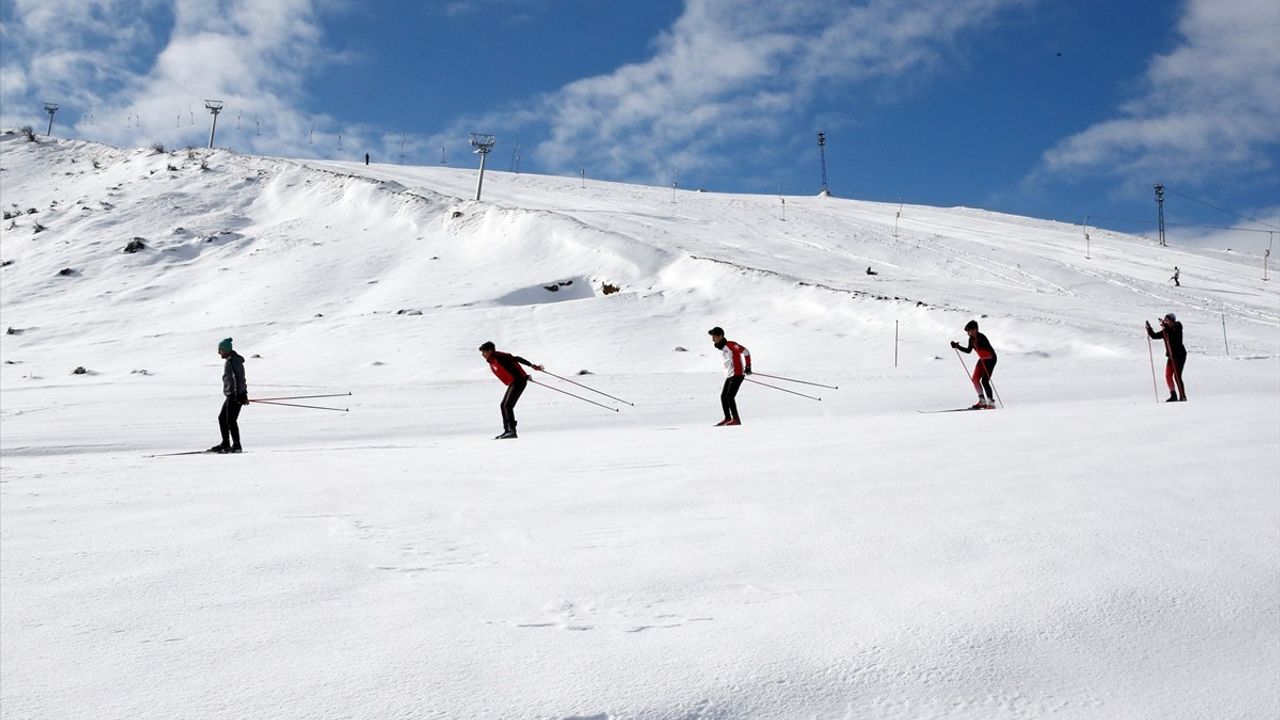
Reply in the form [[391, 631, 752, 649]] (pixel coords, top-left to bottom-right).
[[744, 367, 752, 375], [950, 341, 959, 349], [238, 392, 250, 406]]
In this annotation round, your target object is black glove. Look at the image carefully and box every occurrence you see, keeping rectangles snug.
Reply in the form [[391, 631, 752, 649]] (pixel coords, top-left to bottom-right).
[[744, 367, 752, 375], [238, 392, 250, 406], [950, 341, 959, 349]]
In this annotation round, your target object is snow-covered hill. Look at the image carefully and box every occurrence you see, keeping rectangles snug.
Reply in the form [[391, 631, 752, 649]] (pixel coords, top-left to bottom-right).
[[2, 133, 1277, 719]]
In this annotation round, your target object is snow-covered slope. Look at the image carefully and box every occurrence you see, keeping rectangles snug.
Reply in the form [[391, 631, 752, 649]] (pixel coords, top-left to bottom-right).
[[2, 134, 1278, 719]]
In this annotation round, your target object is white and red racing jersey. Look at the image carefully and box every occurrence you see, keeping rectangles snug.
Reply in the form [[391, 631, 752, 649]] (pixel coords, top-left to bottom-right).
[[720, 340, 751, 377]]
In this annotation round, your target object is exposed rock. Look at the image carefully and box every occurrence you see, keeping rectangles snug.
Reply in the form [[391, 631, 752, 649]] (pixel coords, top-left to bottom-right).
[[673, 346, 688, 352], [72, 366, 88, 375], [396, 309, 422, 316], [123, 238, 146, 253], [601, 283, 621, 295], [57, 267, 76, 276]]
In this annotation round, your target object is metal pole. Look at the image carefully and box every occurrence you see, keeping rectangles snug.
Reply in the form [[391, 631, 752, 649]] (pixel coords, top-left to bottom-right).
[[817, 131, 829, 195], [43, 103, 58, 135], [529, 379, 619, 412], [475, 150, 487, 201], [250, 393, 352, 402], [1154, 184, 1166, 247], [1221, 314, 1229, 356], [747, 372, 838, 390], [745, 378, 822, 401], [894, 320, 899, 368], [250, 399, 348, 412], [535, 369, 634, 406]]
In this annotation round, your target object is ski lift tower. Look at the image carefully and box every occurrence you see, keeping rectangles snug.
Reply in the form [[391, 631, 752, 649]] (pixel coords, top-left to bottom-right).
[[204, 100, 224, 149], [43, 103, 59, 135], [817, 131, 830, 197], [470, 133, 496, 201]]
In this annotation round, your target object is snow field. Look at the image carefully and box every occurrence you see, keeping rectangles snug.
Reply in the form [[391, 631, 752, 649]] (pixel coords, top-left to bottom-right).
[[2, 133, 1278, 718]]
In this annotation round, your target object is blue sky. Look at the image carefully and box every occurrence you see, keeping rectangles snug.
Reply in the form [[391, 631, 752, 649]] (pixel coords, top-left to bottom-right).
[[2, 0, 1277, 250]]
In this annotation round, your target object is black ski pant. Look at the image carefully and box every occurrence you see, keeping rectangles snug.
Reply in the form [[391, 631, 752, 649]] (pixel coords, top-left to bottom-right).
[[218, 396, 243, 449], [720, 375, 744, 421], [501, 379, 527, 432], [1165, 354, 1187, 400]]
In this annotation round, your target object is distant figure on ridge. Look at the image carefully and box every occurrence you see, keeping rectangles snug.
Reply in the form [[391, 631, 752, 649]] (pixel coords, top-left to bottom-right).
[[480, 341, 542, 439], [1146, 313, 1187, 402], [709, 326, 751, 426], [951, 320, 998, 409], [212, 338, 248, 453], [1171, 266, 1180, 287], [364, 153, 370, 165]]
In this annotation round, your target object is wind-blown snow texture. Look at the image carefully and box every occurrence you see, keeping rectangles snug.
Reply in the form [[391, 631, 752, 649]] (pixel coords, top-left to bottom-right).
[[2, 133, 1277, 719]]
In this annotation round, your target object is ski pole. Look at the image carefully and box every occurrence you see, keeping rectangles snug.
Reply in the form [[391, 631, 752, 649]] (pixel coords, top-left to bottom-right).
[[953, 346, 971, 382], [1146, 333, 1160, 403], [987, 376, 1005, 409], [530, 379, 620, 412], [250, 399, 349, 412], [745, 377, 821, 401], [955, 347, 1003, 408], [535, 369, 634, 406], [748, 372, 838, 390], [250, 392, 352, 402]]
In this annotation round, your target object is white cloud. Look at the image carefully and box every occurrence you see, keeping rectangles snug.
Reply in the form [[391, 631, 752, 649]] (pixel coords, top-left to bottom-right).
[[1040, 0, 1280, 182], [0, 0, 370, 157], [446, 0, 1027, 184]]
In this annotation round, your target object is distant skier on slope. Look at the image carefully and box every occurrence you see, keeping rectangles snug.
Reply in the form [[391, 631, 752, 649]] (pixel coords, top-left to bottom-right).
[[951, 320, 998, 409], [212, 338, 248, 453], [480, 341, 543, 439], [1146, 313, 1187, 402], [709, 326, 751, 426], [1171, 266, 1181, 287]]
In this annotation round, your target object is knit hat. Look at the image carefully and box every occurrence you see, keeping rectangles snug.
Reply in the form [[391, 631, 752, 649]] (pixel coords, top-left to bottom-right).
[[1163, 313, 1176, 323], [217, 337, 233, 352]]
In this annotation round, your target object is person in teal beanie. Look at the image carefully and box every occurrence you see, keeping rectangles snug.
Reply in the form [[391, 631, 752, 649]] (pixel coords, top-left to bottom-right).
[[212, 338, 249, 453]]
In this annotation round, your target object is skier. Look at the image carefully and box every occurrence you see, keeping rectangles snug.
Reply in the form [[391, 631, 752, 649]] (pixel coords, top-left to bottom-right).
[[1146, 313, 1187, 402], [479, 341, 543, 439], [709, 326, 751, 426], [951, 320, 998, 409], [212, 337, 248, 453], [1171, 266, 1181, 287]]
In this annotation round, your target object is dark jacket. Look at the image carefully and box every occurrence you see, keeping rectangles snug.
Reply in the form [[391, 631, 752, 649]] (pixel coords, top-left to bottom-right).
[[957, 332, 997, 361], [222, 352, 247, 397], [1147, 322, 1186, 359]]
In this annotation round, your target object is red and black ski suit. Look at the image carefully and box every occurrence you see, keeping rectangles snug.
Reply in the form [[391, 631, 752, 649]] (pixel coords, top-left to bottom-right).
[[488, 351, 535, 432], [1147, 321, 1187, 400], [956, 333, 997, 402], [716, 339, 751, 421]]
